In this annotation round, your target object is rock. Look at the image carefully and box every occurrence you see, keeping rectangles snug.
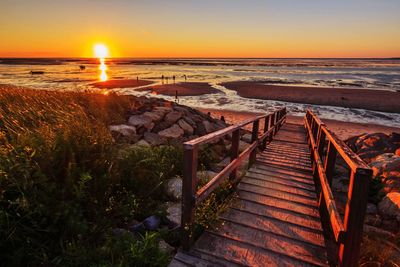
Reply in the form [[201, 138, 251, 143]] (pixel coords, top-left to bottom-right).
[[241, 133, 252, 143], [202, 120, 216, 133], [165, 111, 182, 124], [142, 215, 161, 230], [378, 192, 400, 220], [396, 148, 400, 156], [134, 139, 151, 147], [142, 111, 164, 122], [109, 124, 136, 136], [144, 132, 166, 146], [158, 240, 174, 254], [352, 133, 398, 162], [369, 153, 400, 193], [158, 124, 184, 138], [364, 214, 382, 227], [154, 106, 172, 115], [183, 116, 196, 127], [128, 115, 153, 128], [178, 119, 194, 135], [238, 140, 249, 153], [194, 122, 207, 136], [152, 121, 171, 133], [166, 202, 181, 227], [366, 203, 378, 214], [363, 224, 396, 240], [165, 177, 182, 200]]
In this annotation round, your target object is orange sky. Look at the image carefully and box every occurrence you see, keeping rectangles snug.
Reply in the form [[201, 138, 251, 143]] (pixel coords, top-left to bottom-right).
[[0, 0, 399, 58]]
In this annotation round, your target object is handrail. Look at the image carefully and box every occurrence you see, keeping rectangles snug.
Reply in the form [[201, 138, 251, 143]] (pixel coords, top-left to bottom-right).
[[181, 107, 287, 250], [304, 109, 372, 267]]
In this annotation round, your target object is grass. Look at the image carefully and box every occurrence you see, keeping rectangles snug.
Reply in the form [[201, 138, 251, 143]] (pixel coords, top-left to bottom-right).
[[0, 87, 181, 266]]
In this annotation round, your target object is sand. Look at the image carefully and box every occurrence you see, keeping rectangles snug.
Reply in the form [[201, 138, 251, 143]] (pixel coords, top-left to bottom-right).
[[201, 108, 400, 140], [220, 81, 400, 113], [137, 82, 220, 96], [90, 79, 154, 89]]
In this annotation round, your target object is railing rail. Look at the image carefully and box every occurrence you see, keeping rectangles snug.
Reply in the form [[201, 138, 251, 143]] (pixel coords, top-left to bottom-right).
[[181, 107, 287, 250], [304, 109, 372, 267]]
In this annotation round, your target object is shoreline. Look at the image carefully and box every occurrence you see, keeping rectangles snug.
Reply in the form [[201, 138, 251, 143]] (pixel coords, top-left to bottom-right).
[[137, 82, 220, 96], [90, 79, 154, 89], [220, 81, 400, 113], [200, 108, 400, 140]]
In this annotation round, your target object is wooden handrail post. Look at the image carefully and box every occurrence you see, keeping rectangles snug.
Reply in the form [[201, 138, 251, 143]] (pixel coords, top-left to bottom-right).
[[262, 115, 270, 150], [338, 168, 372, 267], [181, 145, 198, 251], [270, 113, 276, 138], [249, 119, 259, 167], [229, 129, 240, 181]]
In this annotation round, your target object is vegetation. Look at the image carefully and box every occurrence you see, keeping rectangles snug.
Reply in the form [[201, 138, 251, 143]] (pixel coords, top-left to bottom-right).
[[0, 87, 182, 266]]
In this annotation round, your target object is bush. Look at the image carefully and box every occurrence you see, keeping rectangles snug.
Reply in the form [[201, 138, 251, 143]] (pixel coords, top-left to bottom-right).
[[0, 88, 173, 266]]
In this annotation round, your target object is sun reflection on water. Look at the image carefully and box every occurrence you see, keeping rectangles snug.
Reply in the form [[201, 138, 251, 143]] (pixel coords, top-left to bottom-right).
[[99, 58, 108, 81]]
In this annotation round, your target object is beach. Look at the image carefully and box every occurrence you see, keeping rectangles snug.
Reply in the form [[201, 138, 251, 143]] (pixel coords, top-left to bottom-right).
[[220, 81, 400, 113], [90, 79, 154, 89], [137, 82, 220, 96]]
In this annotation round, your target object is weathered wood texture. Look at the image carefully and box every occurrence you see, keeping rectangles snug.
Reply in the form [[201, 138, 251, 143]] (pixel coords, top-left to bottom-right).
[[170, 123, 329, 267]]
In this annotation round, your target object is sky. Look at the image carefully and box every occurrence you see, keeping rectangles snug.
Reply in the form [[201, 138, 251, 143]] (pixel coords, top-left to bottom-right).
[[0, 0, 399, 58]]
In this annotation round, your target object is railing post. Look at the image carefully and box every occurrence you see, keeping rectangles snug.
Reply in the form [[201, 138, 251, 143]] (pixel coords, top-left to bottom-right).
[[262, 115, 270, 150], [229, 129, 240, 181], [249, 119, 259, 167], [324, 140, 337, 186], [338, 168, 372, 267], [181, 144, 198, 251], [270, 112, 276, 138]]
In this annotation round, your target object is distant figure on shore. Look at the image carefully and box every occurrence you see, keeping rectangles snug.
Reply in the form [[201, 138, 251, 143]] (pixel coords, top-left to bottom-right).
[[136, 76, 139, 83], [207, 112, 211, 117], [220, 116, 225, 122], [173, 75, 175, 83], [175, 90, 179, 103], [183, 74, 187, 82], [79, 65, 85, 70], [161, 75, 164, 84]]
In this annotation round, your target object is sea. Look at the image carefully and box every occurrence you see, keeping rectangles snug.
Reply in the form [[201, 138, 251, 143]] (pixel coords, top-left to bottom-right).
[[1, 58, 400, 127]]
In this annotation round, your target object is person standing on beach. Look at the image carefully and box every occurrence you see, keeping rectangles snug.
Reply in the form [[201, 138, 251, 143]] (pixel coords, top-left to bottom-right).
[[183, 74, 187, 82], [173, 75, 175, 83], [161, 75, 164, 84]]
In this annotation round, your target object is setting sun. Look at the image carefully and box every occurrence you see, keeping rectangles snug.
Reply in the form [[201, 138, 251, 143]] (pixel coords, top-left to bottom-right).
[[94, 44, 109, 58]]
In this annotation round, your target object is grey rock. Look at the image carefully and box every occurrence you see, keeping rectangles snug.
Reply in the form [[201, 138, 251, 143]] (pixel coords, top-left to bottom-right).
[[241, 133, 252, 143], [202, 120, 216, 133], [197, 170, 217, 184], [142, 111, 164, 122], [165, 111, 182, 124], [165, 177, 182, 200], [178, 119, 194, 135], [158, 239, 175, 254], [142, 215, 161, 230], [378, 192, 400, 219], [128, 115, 153, 128], [134, 139, 151, 147], [158, 124, 184, 138], [109, 124, 136, 136], [239, 140, 249, 153], [144, 132, 166, 146], [166, 202, 181, 226], [366, 203, 378, 214]]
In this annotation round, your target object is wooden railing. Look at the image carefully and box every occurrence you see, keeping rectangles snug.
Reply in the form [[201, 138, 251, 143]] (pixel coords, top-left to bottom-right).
[[181, 108, 287, 250], [304, 109, 372, 267]]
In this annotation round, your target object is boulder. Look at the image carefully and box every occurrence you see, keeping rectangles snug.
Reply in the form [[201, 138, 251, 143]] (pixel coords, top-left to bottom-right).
[[152, 121, 171, 133], [241, 133, 252, 143], [183, 116, 196, 127], [369, 153, 400, 193], [154, 106, 172, 115], [142, 111, 164, 122], [109, 124, 136, 136], [238, 140, 249, 153], [165, 177, 182, 201], [352, 133, 398, 162], [144, 132, 166, 146], [366, 203, 378, 214], [166, 202, 181, 227], [197, 170, 217, 184], [194, 122, 207, 136], [396, 148, 400, 156], [165, 111, 182, 124], [158, 124, 184, 138], [128, 115, 153, 128], [158, 240, 174, 254], [134, 139, 151, 147], [378, 192, 400, 221], [178, 119, 194, 135], [202, 120, 216, 133]]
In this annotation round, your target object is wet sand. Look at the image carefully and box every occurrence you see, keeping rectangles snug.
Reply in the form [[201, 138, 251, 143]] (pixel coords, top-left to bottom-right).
[[138, 82, 220, 96], [220, 81, 400, 113], [90, 79, 154, 89], [201, 108, 400, 140]]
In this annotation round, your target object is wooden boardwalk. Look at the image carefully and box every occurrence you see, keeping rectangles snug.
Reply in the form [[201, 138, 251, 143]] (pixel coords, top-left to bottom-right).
[[170, 123, 329, 267]]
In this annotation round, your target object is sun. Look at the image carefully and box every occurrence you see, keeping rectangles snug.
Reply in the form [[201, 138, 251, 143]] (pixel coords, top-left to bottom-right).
[[94, 44, 109, 58]]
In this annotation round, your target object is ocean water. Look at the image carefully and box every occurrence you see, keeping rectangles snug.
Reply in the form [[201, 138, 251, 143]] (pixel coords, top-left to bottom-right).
[[1, 58, 400, 127]]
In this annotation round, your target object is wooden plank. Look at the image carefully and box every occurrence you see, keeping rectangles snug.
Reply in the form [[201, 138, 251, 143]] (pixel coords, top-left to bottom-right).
[[220, 209, 326, 247], [241, 177, 316, 198], [247, 167, 315, 185], [238, 183, 318, 207], [194, 232, 326, 267], [231, 199, 323, 231], [238, 190, 320, 218], [245, 171, 316, 192], [205, 221, 328, 266]]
